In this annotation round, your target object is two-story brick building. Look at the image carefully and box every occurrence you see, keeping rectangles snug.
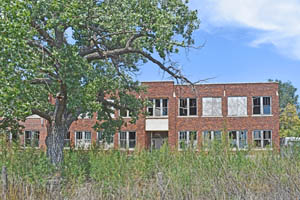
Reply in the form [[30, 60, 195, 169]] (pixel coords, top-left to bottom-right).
[[19, 81, 280, 150]]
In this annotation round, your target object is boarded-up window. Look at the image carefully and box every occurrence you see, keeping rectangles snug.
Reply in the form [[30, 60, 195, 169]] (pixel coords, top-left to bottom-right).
[[228, 97, 247, 116], [202, 97, 222, 116]]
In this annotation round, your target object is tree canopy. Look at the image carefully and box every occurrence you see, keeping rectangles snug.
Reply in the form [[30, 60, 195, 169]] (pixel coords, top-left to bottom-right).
[[0, 0, 200, 165], [280, 103, 300, 137], [268, 79, 299, 112]]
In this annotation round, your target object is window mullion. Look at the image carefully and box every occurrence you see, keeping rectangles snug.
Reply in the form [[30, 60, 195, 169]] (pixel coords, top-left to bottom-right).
[[260, 97, 263, 115], [160, 99, 163, 116], [187, 98, 190, 116]]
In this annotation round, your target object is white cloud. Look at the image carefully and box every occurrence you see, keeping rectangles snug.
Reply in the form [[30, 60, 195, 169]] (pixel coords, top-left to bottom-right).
[[189, 0, 300, 59]]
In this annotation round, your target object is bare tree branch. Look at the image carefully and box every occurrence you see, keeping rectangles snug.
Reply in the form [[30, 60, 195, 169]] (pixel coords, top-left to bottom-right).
[[30, 21, 56, 47], [31, 108, 51, 122]]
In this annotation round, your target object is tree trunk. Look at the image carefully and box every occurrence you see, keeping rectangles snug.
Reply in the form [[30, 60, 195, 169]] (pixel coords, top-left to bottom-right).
[[46, 123, 67, 166]]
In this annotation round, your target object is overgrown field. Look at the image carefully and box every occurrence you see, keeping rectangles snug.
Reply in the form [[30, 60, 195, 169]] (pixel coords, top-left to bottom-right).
[[1, 141, 300, 200]]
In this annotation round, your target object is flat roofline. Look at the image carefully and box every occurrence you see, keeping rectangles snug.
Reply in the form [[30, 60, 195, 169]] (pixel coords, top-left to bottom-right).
[[141, 80, 278, 85]]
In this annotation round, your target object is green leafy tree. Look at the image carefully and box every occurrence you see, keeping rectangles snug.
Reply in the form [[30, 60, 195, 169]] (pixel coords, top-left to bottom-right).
[[268, 79, 299, 112], [0, 0, 199, 166], [280, 103, 300, 137]]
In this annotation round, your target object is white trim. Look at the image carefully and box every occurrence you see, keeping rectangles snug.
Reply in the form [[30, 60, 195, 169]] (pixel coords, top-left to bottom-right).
[[178, 131, 198, 150], [119, 131, 136, 150], [252, 96, 272, 115], [178, 98, 198, 116], [252, 130, 272, 149], [75, 131, 92, 149]]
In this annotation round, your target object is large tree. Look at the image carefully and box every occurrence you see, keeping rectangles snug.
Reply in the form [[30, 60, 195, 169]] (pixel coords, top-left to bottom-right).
[[0, 0, 199, 165], [268, 79, 299, 112]]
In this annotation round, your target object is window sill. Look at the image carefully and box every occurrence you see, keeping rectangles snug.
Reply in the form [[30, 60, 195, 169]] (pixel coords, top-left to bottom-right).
[[252, 148, 273, 151], [201, 116, 223, 118], [177, 115, 198, 118], [227, 115, 248, 118], [146, 116, 168, 119], [119, 148, 135, 151], [252, 114, 273, 117]]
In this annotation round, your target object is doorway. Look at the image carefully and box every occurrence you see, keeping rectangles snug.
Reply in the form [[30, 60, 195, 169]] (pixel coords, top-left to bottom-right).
[[149, 132, 168, 150]]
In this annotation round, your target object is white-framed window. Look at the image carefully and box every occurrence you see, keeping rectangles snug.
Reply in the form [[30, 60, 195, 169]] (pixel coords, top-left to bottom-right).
[[64, 131, 71, 148], [97, 131, 114, 149], [253, 130, 272, 148], [202, 97, 222, 117], [75, 131, 92, 148], [119, 131, 136, 149], [228, 130, 248, 149], [252, 97, 271, 115], [228, 97, 247, 116], [178, 131, 197, 150], [24, 130, 40, 147], [179, 98, 197, 116], [202, 130, 222, 146], [120, 109, 131, 118], [107, 99, 115, 118], [147, 98, 168, 117]]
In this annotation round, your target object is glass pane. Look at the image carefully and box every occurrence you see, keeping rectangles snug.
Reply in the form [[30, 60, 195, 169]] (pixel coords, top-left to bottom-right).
[[263, 97, 270, 105], [120, 140, 126, 148], [76, 132, 82, 140], [120, 132, 126, 140], [189, 131, 197, 141], [155, 99, 161, 107], [253, 131, 261, 139], [129, 132, 136, 140], [25, 131, 31, 139], [263, 140, 271, 147], [155, 107, 161, 116], [129, 140, 136, 148], [253, 106, 261, 114], [180, 99, 187, 108], [148, 107, 153, 116], [263, 105, 271, 114], [163, 99, 168, 107], [254, 140, 261, 148], [253, 97, 261, 105], [203, 131, 211, 146], [180, 108, 187, 116], [120, 109, 127, 117], [229, 131, 237, 148], [189, 107, 197, 115], [189, 99, 196, 107], [179, 131, 187, 140], [162, 108, 168, 116], [85, 132, 91, 140], [239, 131, 247, 149], [98, 132, 104, 141], [263, 131, 271, 139], [214, 131, 222, 141]]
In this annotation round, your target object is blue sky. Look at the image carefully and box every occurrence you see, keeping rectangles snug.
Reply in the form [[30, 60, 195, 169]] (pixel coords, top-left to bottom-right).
[[137, 0, 300, 96]]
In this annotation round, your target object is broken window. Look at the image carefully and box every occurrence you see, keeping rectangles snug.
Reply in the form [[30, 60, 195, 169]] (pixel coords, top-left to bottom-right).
[[253, 97, 271, 115], [202, 97, 222, 117], [97, 131, 114, 149], [202, 130, 222, 147], [147, 99, 168, 117], [229, 130, 247, 149], [178, 131, 197, 150], [119, 131, 136, 149], [228, 97, 247, 116], [179, 98, 197, 116], [24, 131, 40, 147], [253, 130, 272, 148], [75, 131, 92, 148]]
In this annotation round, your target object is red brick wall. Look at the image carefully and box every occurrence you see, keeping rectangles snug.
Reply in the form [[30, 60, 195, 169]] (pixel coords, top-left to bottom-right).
[[20, 81, 280, 150]]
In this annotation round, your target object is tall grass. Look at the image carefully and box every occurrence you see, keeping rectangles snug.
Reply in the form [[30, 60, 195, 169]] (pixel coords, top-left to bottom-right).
[[1, 138, 300, 199]]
